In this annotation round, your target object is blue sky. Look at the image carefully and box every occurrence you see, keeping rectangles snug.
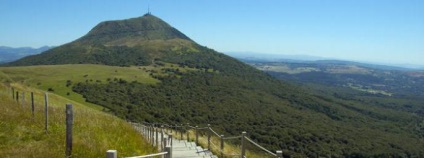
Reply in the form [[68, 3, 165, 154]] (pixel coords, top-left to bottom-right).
[[1, 0, 423, 65]]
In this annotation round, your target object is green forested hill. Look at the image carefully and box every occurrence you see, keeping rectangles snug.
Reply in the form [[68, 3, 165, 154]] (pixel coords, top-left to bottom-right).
[[4, 14, 424, 157]]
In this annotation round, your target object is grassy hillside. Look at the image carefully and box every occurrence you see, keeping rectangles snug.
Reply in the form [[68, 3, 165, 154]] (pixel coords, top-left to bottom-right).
[[0, 64, 198, 110], [3, 63, 424, 157], [0, 83, 155, 157]]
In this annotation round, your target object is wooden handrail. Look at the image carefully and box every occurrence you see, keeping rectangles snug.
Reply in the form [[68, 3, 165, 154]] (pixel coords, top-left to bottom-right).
[[125, 151, 168, 158], [131, 122, 284, 158]]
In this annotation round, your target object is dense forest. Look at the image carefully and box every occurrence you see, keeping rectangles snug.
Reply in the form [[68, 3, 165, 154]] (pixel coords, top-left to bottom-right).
[[72, 65, 424, 157]]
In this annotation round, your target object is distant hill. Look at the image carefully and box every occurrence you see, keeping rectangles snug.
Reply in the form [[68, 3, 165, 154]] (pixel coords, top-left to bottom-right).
[[228, 52, 424, 70], [4, 14, 424, 157], [245, 59, 424, 96], [0, 46, 52, 63]]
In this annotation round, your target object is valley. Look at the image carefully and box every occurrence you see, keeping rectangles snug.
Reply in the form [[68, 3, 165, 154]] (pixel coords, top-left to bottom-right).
[[245, 60, 424, 97]]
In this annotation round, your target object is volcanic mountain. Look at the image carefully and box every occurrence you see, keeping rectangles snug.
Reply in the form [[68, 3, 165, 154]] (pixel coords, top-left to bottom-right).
[[9, 14, 199, 66], [7, 14, 424, 157]]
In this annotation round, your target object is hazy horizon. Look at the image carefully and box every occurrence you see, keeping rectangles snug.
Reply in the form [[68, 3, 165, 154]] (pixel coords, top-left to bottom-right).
[[1, 0, 423, 65]]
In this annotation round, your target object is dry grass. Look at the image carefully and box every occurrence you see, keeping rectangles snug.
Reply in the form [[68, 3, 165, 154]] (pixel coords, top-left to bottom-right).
[[0, 83, 156, 158]]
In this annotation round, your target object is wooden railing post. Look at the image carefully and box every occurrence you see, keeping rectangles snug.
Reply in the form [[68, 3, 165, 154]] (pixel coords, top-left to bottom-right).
[[165, 145, 172, 158], [186, 123, 190, 142], [65, 104, 73, 158], [151, 126, 154, 143], [155, 127, 159, 147], [106, 150, 117, 158], [180, 124, 183, 140], [169, 134, 173, 146], [150, 126, 154, 145], [161, 126, 165, 150], [276, 150, 283, 158], [220, 135, 224, 158], [195, 126, 199, 145], [142, 125, 144, 135], [207, 124, 211, 151], [163, 137, 167, 152], [12, 87, 15, 99], [241, 132, 246, 158]]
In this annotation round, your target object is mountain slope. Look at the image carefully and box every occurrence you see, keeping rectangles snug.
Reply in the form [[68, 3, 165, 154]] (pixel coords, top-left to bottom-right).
[[79, 14, 191, 44], [4, 14, 424, 157], [7, 14, 197, 67]]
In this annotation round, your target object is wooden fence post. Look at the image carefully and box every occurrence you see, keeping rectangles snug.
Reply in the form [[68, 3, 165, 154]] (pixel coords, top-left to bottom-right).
[[106, 150, 117, 158], [12, 87, 15, 99], [276, 150, 283, 158], [241, 132, 246, 158], [66, 104, 73, 158], [16, 91, 19, 102], [22, 92, 25, 107], [207, 124, 211, 151], [220, 135, 224, 158], [44, 93, 48, 133], [31, 92, 34, 118], [195, 126, 199, 145]]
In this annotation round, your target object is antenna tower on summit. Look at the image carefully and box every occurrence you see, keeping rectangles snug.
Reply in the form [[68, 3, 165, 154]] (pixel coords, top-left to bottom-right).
[[147, 4, 151, 15]]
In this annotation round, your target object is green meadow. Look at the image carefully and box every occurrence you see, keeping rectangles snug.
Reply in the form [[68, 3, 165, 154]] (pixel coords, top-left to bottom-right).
[[0, 64, 196, 110]]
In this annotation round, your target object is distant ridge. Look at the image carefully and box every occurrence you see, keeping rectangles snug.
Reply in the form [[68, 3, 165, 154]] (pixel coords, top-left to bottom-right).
[[0, 46, 52, 63], [227, 52, 424, 70]]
